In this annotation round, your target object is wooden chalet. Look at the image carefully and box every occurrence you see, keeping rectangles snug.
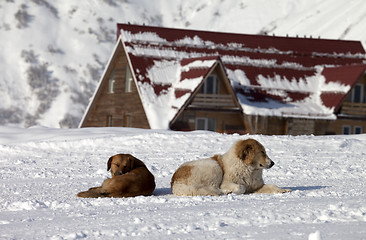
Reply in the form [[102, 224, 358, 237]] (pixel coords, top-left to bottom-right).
[[79, 24, 366, 135]]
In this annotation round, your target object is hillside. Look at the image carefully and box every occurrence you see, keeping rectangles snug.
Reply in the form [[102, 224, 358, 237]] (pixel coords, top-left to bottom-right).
[[1, 0, 366, 128]]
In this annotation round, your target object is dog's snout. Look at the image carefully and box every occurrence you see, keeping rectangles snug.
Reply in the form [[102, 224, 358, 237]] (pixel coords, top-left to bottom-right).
[[269, 161, 274, 168], [114, 171, 124, 176]]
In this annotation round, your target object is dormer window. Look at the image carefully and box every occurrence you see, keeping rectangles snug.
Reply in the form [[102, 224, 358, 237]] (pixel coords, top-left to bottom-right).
[[200, 75, 219, 94], [348, 84, 365, 103]]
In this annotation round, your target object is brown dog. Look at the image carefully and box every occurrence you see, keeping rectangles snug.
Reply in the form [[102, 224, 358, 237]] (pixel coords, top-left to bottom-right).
[[77, 154, 156, 198]]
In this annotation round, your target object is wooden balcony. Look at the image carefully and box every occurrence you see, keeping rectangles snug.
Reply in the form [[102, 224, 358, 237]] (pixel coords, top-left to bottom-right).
[[189, 94, 239, 110], [340, 102, 366, 116]]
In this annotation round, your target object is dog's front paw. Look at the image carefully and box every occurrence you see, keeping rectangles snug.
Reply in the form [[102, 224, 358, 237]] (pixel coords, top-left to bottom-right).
[[233, 186, 246, 195], [220, 182, 246, 195], [255, 184, 291, 194], [281, 188, 292, 193]]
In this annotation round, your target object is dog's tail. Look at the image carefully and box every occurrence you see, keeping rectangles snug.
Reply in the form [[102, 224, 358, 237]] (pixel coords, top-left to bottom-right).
[[77, 189, 107, 198]]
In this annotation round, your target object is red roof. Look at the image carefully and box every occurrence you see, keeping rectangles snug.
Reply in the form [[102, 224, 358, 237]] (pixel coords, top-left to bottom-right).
[[118, 24, 365, 55], [320, 65, 366, 109], [117, 23, 366, 128]]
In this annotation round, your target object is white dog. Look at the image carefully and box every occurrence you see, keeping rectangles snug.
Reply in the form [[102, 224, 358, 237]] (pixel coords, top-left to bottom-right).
[[171, 139, 291, 196]]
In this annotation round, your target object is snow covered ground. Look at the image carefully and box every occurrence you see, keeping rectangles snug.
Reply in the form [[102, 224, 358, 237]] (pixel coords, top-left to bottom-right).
[[0, 127, 365, 239], [1, 0, 366, 128]]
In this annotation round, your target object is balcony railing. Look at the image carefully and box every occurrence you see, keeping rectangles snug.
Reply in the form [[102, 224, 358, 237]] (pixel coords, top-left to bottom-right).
[[340, 102, 366, 116], [189, 94, 239, 109]]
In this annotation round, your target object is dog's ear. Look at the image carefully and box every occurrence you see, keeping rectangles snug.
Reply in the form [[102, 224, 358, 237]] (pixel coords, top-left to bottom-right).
[[107, 156, 113, 171], [128, 155, 135, 170], [241, 145, 253, 160]]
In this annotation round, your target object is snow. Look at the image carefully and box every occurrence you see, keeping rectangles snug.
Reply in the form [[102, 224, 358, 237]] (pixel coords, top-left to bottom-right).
[[137, 81, 181, 129], [230, 68, 339, 119], [227, 69, 251, 86], [1, 126, 366, 239], [136, 58, 216, 129], [236, 92, 336, 120], [232, 72, 349, 119], [146, 60, 180, 85], [182, 59, 217, 70], [308, 230, 322, 240]]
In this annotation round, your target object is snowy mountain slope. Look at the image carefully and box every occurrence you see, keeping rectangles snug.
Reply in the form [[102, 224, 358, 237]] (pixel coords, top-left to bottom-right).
[[0, 0, 366, 128], [0, 127, 365, 239]]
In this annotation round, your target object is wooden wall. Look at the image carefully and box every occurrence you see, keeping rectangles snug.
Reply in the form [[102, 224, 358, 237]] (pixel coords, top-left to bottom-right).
[[325, 118, 366, 134], [245, 115, 286, 135], [244, 115, 330, 135], [172, 109, 246, 134]]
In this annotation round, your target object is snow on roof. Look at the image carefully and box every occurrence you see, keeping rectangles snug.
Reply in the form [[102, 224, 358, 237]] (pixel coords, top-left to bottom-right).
[[130, 55, 219, 129], [118, 24, 366, 129]]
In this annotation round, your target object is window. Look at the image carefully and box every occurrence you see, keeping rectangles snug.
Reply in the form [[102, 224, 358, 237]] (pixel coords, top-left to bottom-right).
[[354, 84, 362, 103], [342, 125, 351, 135], [354, 126, 363, 134], [123, 114, 132, 127], [107, 115, 113, 127], [200, 75, 219, 94], [125, 65, 133, 93], [196, 118, 216, 131], [188, 113, 195, 123], [207, 118, 216, 131], [350, 84, 365, 103], [108, 70, 115, 93], [196, 118, 206, 130]]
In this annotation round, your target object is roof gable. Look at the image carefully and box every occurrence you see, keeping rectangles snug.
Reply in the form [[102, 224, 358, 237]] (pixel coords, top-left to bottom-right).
[[117, 23, 366, 128], [320, 64, 366, 110], [79, 39, 125, 128]]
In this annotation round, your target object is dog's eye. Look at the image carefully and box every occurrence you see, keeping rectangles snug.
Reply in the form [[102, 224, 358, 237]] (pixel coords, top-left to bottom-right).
[[114, 163, 120, 167]]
